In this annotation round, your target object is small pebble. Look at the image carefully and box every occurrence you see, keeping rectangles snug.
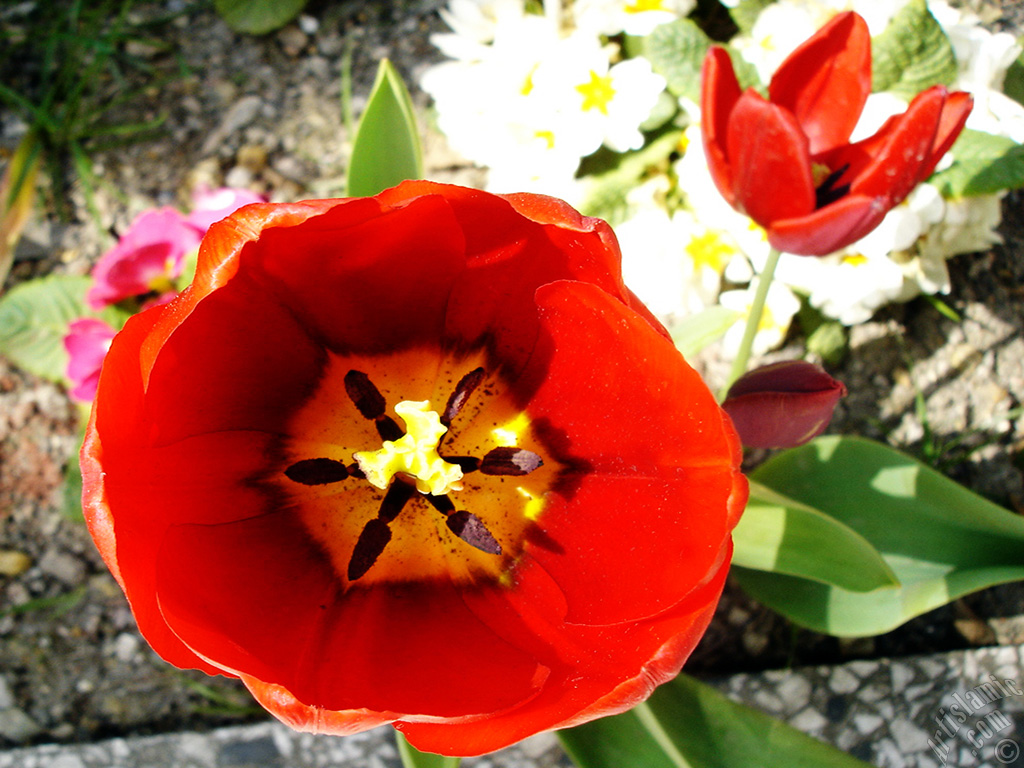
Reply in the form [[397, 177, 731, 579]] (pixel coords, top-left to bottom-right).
[[0, 551, 31, 577]]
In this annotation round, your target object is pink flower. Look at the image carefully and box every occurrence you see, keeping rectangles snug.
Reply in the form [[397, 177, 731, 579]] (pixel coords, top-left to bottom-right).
[[185, 187, 266, 233], [87, 208, 202, 310], [64, 318, 117, 402]]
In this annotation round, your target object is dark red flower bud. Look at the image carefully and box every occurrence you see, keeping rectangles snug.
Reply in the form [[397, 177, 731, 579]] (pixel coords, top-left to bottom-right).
[[722, 361, 846, 449]]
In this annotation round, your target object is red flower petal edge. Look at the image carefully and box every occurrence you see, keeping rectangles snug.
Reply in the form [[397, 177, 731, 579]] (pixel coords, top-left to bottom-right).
[[82, 181, 747, 756]]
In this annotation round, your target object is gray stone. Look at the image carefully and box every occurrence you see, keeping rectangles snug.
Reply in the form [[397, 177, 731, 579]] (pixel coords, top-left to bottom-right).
[[0, 707, 43, 743]]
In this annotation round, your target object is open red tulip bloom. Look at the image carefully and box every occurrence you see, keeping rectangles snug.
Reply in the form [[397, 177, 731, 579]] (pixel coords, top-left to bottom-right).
[[701, 11, 972, 256], [81, 181, 747, 756]]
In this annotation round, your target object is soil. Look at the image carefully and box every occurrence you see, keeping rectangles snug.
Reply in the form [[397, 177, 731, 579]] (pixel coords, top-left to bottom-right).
[[1, 0, 1023, 751]]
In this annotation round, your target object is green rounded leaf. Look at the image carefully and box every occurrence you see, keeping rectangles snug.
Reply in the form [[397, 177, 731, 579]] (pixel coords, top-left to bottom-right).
[[737, 435, 1024, 637], [347, 59, 423, 198], [213, 0, 307, 35], [0, 274, 125, 386], [930, 129, 1024, 198], [871, 0, 957, 98]]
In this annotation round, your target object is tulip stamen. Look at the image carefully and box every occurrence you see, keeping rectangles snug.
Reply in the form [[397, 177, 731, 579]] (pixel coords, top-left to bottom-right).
[[425, 493, 503, 555], [284, 457, 355, 485], [441, 367, 485, 427], [344, 369, 404, 441], [347, 480, 416, 581], [814, 163, 851, 209], [479, 447, 543, 476]]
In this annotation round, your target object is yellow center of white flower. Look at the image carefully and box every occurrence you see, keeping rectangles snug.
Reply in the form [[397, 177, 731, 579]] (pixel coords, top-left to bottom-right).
[[685, 230, 734, 273], [354, 400, 464, 495], [625, 0, 665, 12], [576, 71, 616, 115]]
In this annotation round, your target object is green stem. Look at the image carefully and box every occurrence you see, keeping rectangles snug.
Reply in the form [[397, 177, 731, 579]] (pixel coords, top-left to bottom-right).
[[719, 247, 782, 401]]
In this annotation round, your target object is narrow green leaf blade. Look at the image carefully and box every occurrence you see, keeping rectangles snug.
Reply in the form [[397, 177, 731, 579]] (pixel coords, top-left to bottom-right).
[[559, 673, 874, 768], [929, 129, 1024, 198], [739, 435, 1024, 636], [213, 0, 307, 35], [733, 481, 898, 592], [871, 0, 957, 98], [668, 306, 740, 359], [396, 732, 461, 768], [347, 59, 423, 198]]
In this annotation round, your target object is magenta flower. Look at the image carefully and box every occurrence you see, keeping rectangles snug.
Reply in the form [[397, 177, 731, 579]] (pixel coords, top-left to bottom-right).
[[64, 318, 117, 403], [86, 208, 202, 310]]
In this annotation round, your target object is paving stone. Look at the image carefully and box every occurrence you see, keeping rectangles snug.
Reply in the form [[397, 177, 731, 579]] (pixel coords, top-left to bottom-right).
[[2, 644, 1024, 767]]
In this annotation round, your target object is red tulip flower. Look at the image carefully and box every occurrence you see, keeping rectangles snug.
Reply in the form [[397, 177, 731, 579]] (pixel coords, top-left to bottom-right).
[[701, 11, 972, 256], [81, 182, 747, 756]]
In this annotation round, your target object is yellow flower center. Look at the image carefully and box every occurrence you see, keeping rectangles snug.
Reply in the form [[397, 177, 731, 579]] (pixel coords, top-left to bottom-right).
[[354, 400, 464, 495], [626, 0, 665, 12], [576, 71, 616, 115], [685, 230, 734, 273]]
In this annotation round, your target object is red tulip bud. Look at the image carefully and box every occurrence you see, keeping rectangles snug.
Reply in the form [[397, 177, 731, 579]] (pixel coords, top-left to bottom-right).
[[723, 361, 846, 449]]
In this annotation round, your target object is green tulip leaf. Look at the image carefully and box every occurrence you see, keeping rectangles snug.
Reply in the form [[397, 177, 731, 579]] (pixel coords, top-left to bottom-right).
[[668, 305, 740, 359], [930, 129, 1024, 197], [735, 435, 1024, 637], [213, 0, 307, 35], [396, 732, 461, 768], [347, 59, 423, 198], [733, 481, 898, 592], [559, 673, 874, 768], [0, 274, 126, 386], [872, 0, 957, 98]]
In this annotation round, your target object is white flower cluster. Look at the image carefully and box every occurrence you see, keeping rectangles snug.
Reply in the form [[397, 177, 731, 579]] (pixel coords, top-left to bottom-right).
[[422, 0, 1023, 354], [422, 0, 684, 199]]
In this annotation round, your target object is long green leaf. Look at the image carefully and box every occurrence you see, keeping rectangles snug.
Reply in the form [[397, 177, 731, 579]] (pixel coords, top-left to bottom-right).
[[733, 481, 898, 592], [395, 732, 461, 768], [0, 131, 42, 287], [736, 436, 1024, 636], [558, 673, 873, 768], [347, 59, 423, 198], [668, 305, 740, 360]]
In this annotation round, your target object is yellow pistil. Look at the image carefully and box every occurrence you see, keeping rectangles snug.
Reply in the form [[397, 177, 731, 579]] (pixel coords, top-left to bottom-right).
[[354, 400, 464, 495], [576, 71, 616, 115]]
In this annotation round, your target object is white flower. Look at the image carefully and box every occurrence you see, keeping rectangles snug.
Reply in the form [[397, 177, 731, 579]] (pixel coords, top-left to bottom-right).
[[529, 35, 666, 156], [719, 279, 801, 355], [432, 0, 529, 60], [574, 0, 696, 37]]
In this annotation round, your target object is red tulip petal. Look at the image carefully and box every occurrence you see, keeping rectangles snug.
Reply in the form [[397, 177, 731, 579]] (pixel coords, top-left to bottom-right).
[[766, 192, 886, 255], [155, 514, 547, 717], [398, 550, 730, 756], [516, 281, 745, 624], [769, 11, 871, 154], [840, 86, 946, 206], [700, 47, 743, 206], [526, 473, 733, 625], [921, 90, 973, 178], [241, 676, 396, 734], [726, 90, 816, 226]]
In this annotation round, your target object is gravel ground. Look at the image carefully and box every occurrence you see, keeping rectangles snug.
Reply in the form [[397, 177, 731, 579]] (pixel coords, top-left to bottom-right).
[[1, 0, 1023, 751]]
